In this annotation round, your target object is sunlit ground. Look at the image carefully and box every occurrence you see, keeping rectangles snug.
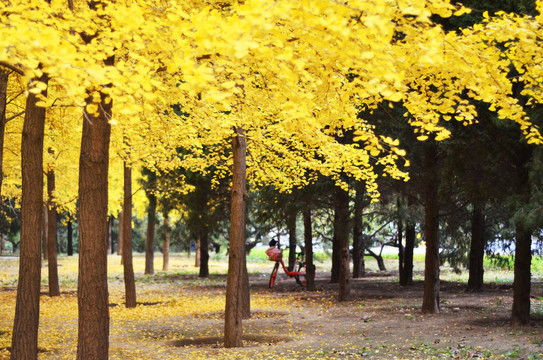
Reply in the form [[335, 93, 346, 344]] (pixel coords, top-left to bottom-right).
[[0, 252, 541, 359]]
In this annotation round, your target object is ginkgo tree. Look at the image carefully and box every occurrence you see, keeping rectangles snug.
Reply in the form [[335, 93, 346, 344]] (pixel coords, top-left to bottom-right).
[[2, 0, 543, 357]]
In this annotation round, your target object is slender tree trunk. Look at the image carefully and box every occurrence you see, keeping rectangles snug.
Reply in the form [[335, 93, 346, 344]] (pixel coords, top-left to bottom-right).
[[352, 183, 365, 278], [145, 173, 156, 275], [0, 67, 9, 198], [47, 168, 60, 297], [336, 186, 351, 301], [107, 216, 113, 255], [224, 127, 247, 348], [162, 213, 170, 271], [1, 234, 5, 255], [122, 163, 137, 308], [77, 77, 112, 360], [467, 203, 485, 291], [195, 236, 201, 267], [330, 212, 340, 283], [67, 219, 74, 256], [287, 209, 297, 271], [117, 210, 123, 257], [43, 205, 48, 260], [397, 198, 405, 286], [422, 144, 440, 314], [11, 74, 48, 360], [511, 223, 532, 326], [303, 198, 316, 291], [402, 221, 416, 286], [199, 228, 209, 277]]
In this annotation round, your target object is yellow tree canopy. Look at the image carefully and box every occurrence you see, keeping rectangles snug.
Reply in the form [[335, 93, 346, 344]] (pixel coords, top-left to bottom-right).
[[0, 0, 542, 207]]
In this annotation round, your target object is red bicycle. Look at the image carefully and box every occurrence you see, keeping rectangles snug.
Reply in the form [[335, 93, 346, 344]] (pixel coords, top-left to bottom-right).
[[266, 245, 306, 288]]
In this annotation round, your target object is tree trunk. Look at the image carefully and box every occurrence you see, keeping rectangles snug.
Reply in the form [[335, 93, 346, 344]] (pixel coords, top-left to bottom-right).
[[77, 79, 112, 360], [107, 216, 113, 255], [397, 198, 405, 286], [163, 213, 170, 271], [0, 67, 9, 198], [303, 198, 316, 291], [336, 186, 351, 301], [67, 219, 73, 256], [511, 223, 532, 326], [241, 254, 251, 320], [43, 205, 48, 260], [194, 236, 201, 267], [47, 168, 60, 297], [330, 211, 340, 283], [352, 182, 365, 278], [287, 209, 297, 271], [11, 74, 48, 360], [145, 174, 156, 275], [199, 228, 209, 277], [1, 234, 5, 255], [401, 222, 416, 286], [122, 163, 137, 308], [421, 144, 440, 314], [467, 203, 485, 291], [224, 127, 247, 348], [117, 210, 123, 257]]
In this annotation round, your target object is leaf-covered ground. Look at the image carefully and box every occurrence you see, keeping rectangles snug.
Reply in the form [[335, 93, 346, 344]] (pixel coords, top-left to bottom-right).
[[1, 254, 543, 359]]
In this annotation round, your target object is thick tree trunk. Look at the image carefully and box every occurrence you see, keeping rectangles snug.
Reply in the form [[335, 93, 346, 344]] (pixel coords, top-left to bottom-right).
[[467, 203, 485, 291], [77, 77, 112, 359], [122, 164, 137, 308], [11, 74, 48, 360], [303, 200, 316, 291], [47, 169, 60, 297], [352, 183, 365, 278], [145, 174, 156, 275], [162, 213, 170, 271], [401, 222, 416, 286], [422, 144, 440, 314], [0, 67, 8, 198], [287, 209, 297, 271], [199, 228, 210, 277], [224, 127, 247, 348], [511, 223, 532, 326], [336, 187, 351, 301], [241, 254, 251, 320]]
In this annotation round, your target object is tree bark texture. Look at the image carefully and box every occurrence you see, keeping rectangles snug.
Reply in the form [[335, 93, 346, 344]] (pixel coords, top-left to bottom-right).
[[47, 168, 60, 297], [422, 144, 441, 314], [11, 74, 48, 360], [467, 203, 485, 291], [42, 205, 48, 260], [117, 210, 123, 257], [352, 183, 365, 278], [145, 174, 157, 275], [330, 212, 340, 283], [122, 164, 137, 308], [163, 213, 170, 271], [224, 128, 247, 348], [107, 216, 113, 255], [77, 86, 112, 360], [67, 219, 73, 256], [287, 209, 297, 271], [303, 201, 316, 291], [195, 237, 201, 267], [335, 187, 351, 301]]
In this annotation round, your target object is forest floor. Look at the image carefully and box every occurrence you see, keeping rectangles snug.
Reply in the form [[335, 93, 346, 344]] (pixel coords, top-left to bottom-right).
[[1, 253, 543, 359]]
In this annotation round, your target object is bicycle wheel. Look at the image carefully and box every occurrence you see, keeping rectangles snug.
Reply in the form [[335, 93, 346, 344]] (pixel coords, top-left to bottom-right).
[[269, 262, 280, 288], [294, 261, 306, 287]]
